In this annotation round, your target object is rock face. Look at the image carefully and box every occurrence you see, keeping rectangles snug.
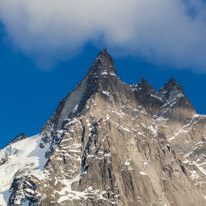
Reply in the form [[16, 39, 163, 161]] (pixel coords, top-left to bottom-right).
[[1, 49, 206, 206]]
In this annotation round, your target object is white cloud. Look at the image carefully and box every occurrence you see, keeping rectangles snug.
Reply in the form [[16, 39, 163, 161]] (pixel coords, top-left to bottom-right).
[[0, 0, 206, 71]]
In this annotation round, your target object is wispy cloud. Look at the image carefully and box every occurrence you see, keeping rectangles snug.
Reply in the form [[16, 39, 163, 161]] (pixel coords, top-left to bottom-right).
[[0, 0, 206, 71]]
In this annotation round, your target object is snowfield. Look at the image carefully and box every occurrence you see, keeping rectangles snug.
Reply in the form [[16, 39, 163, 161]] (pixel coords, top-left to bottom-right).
[[0, 134, 49, 205]]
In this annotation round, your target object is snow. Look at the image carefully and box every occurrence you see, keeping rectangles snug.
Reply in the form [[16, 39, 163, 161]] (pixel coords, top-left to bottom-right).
[[101, 70, 108, 76], [21, 199, 30, 206], [138, 132, 145, 137], [0, 145, 18, 159], [183, 114, 206, 130], [102, 91, 110, 96], [0, 189, 9, 206], [190, 170, 200, 180], [168, 129, 188, 142], [0, 134, 50, 205], [124, 159, 131, 166], [58, 174, 107, 202], [56, 75, 88, 129], [168, 114, 206, 143], [156, 116, 168, 122], [106, 114, 110, 120], [111, 110, 126, 118], [123, 159, 133, 171], [115, 123, 130, 133], [86, 119, 91, 127], [150, 94, 163, 101], [160, 93, 184, 109], [58, 174, 84, 202], [143, 160, 148, 167], [110, 72, 116, 76], [101, 68, 116, 77], [139, 171, 147, 176], [149, 125, 158, 137], [98, 191, 107, 200], [196, 163, 206, 175], [72, 104, 79, 113], [119, 126, 130, 132]]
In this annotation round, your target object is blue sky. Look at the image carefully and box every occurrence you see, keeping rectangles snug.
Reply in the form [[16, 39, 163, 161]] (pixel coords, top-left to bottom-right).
[[1, 1, 206, 149]]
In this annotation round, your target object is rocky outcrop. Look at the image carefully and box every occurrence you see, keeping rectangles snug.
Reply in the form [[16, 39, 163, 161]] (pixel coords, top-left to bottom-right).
[[132, 77, 196, 122], [8, 133, 27, 145], [1, 49, 206, 206]]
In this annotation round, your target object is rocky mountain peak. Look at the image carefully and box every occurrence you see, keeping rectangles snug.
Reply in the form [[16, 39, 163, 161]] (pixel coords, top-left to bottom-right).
[[163, 77, 184, 94], [87, 48, 118, 81], [40, 49, 122, 150], [155, 77, 196, 121], [131, 77, 155, 92], [141, 77, 148, 85], [141, 77, 155, 91], [131, 76, 195, 120], [2, 50, 206, 206], [158, 77, 185, 102], [92, 48, 117, 74]]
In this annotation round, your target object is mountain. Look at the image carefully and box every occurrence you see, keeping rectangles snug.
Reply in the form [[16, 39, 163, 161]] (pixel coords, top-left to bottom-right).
[[1, 49, 206, 206]]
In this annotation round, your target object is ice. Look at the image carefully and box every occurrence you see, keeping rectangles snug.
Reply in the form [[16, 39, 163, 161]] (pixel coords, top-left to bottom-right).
[[0, 145, 18, 159]]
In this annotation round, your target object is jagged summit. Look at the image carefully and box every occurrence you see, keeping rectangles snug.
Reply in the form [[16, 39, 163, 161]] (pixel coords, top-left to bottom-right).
[[40, 50, 196, 155], [131, 76, 195, 120], [163, 77, 184, 94], [132, 76, 184, 97], [166, 76, 179, 86], [40, 49, 126, 153], [44, 50, 117, 123], [1, 50, 206, 206], [89, 48, 117, 76], [167, 76, 177, 84]]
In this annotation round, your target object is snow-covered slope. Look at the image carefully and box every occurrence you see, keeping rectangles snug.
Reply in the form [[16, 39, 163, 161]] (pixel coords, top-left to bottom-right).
[[0, 134, 49, 205]]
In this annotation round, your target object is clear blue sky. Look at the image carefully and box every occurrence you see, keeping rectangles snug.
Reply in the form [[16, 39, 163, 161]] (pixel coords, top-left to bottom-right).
[[1, 1, 206, 149]]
